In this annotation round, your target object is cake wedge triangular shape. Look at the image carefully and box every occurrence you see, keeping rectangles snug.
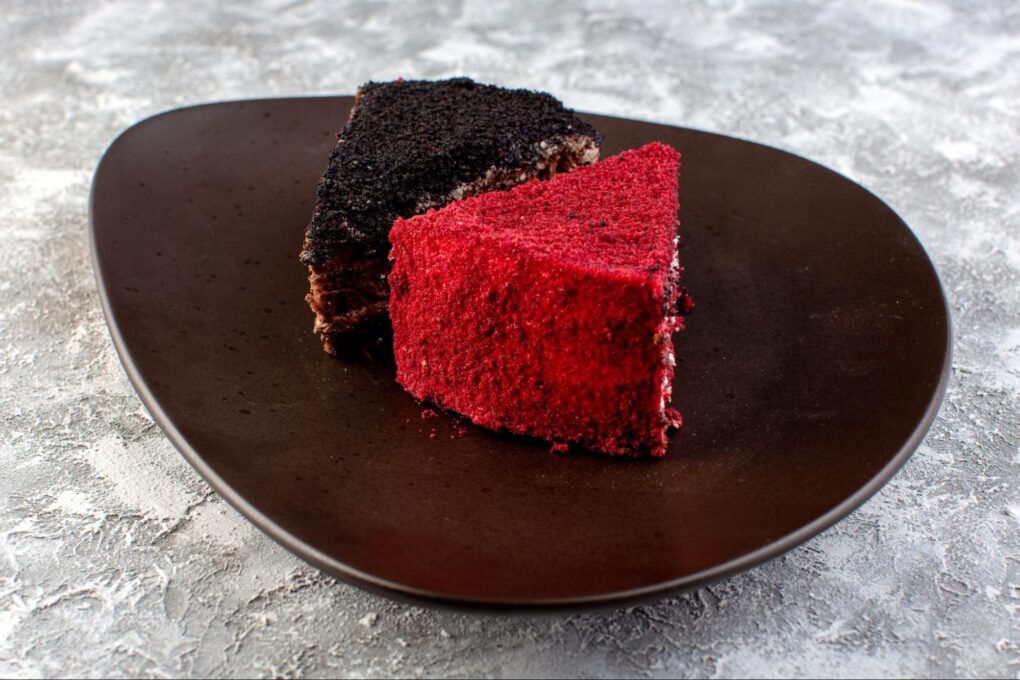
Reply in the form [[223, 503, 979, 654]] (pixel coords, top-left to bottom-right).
[[389, 142, 684, 457], [300, 78, 601, 354]]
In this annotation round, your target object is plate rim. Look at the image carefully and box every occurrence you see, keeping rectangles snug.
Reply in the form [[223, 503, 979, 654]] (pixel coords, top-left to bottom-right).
[[88, 96, 953, 612]]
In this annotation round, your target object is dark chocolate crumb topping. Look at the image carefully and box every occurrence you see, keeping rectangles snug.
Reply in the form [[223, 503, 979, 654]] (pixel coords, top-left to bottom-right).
[[300, 77, 600, 265]]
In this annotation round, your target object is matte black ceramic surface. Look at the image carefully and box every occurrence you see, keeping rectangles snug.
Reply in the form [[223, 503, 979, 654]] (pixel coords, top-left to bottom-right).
[[90, 97, 950, 610]]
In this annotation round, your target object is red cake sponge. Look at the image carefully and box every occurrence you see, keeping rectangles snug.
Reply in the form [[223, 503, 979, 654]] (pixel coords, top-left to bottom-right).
[[389, 142, 683, 456]]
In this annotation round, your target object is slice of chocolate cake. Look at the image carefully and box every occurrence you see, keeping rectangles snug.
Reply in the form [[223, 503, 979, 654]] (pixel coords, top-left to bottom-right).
[[389, 143, 684, 457], [300, 78, 601, 354]]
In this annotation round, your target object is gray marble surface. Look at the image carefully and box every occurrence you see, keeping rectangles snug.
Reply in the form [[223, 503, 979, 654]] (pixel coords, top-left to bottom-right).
[[1, 0, 1018, 677]]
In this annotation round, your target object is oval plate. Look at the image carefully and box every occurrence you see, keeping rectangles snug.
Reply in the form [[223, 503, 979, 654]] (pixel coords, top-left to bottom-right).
[[90, 97, 950, 611]]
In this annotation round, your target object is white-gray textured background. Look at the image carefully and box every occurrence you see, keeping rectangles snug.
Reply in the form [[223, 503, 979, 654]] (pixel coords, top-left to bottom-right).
[[1, 0, 1018, 677]]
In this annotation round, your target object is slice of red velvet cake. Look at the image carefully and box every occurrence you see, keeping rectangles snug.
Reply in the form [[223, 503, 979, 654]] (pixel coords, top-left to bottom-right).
[[389, 142, 683, 457]]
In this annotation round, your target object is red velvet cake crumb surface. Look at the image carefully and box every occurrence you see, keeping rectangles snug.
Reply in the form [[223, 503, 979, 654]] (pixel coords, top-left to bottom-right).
[[389, 142, 683, 457]]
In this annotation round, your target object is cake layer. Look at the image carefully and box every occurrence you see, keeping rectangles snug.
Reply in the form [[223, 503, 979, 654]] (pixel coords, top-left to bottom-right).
[[389, 142, 683, 456], [300, 78, 601, 353]]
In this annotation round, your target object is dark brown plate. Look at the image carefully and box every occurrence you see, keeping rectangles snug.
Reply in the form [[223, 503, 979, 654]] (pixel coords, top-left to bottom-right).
[[89, 97, 950, 611]]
